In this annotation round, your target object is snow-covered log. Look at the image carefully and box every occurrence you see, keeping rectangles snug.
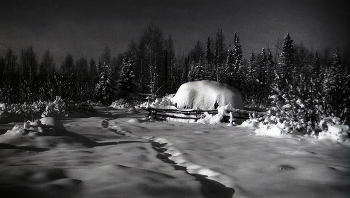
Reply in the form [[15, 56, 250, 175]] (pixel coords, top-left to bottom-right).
[[171, 80, 244, 110]]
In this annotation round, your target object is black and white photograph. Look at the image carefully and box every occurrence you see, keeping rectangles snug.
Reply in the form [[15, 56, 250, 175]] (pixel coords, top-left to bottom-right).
[[0, 0, 349, 197]]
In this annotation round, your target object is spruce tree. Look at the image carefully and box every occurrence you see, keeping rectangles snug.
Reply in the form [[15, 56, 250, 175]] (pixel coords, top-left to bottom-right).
[[223, 45, 234, 85], [258, 48, 267, 104], [117, 55, 136, 100], [60, 54, 76, 101], [205, 35, 213, 79], [95, 61, 115, 104], [214, 29, 225, 81], [323, 47, 343, 116], [246, 51, 257, 103], [206, 35, 212, 65], [38, 50, 55, 100], [344, 68, 350, 124], [276, 33, 295, 92], [20, 46, 39, 101], [232, 33, 243, 90]]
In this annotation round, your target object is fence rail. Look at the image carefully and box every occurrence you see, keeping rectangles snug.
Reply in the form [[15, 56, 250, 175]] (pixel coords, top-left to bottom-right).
[[146, 107, 267, 122]]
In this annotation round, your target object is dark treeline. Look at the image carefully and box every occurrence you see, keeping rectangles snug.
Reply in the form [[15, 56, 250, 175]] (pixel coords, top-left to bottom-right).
[[0, 24, 349, 122]]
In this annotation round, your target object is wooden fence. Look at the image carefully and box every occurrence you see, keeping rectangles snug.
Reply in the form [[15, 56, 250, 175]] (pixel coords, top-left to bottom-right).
[[146, 107, 267, 122]]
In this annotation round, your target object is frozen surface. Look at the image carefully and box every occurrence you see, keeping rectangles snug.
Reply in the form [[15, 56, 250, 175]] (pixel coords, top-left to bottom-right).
[[172, 80, 244, 110], [1, 106, 349, 198]]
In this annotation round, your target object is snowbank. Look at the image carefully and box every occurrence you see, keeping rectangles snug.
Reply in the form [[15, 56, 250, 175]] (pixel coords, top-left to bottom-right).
[[172, 80, 243, 110]]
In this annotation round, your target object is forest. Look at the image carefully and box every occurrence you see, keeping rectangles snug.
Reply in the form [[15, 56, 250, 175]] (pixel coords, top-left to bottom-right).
[[1, 24, 349, 126]]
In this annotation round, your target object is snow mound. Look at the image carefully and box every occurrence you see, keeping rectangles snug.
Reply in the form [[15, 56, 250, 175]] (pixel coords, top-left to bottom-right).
[[172, 80, 243, 110]]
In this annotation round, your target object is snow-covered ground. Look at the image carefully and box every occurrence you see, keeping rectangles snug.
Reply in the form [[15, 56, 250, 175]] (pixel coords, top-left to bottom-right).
[[1, 106, 349, 198]]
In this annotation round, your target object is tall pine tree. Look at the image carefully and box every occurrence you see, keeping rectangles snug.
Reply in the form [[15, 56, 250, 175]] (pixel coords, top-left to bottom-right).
[[276, 33, 295, 92], [231, 33, 243, 90], [95, 60, 115, 104], [323, 47, 344, 116], [117, 55, 136, 100]]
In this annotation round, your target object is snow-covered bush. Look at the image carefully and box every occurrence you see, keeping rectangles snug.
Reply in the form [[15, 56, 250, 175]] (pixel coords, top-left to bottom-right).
[[138, 94, 176, 109], [197, 105, 232, 124], [242, 109, 349, 142], [41, 96, 66, 117], [110, 99, 134, 109], [0, 96, 95, 119], [150, 94, 175, 109], [4, 117, 67, 136]]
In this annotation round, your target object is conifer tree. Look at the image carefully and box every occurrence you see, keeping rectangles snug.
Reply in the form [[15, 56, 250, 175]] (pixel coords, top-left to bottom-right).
[[231, 33, 243, 90], [276, 33, 295, 91], [323, 47, 343, 115], [265, 50, 275, 104], [223, 45, 234, 85], [188, 58, 205, 82], [60, 54, 76, 101], [38, 50, 55, 100], [117, 55, 136, 99], [214, 29, 225, 81], [343, 68, 350, 124], [95, 61, 115, 104], [206, 35, 212, 64], [75, 57, 89, 101], [20, 46, 39, 101], [246, 51, 257, 103], [258, 48, 267, 104]]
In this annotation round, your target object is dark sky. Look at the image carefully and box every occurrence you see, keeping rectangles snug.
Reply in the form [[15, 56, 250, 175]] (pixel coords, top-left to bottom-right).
[[1, 0, 349, 64]]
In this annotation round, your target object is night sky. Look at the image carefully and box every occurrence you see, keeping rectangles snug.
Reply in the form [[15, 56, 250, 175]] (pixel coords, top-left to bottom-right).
[[1, 0, 349, 64]]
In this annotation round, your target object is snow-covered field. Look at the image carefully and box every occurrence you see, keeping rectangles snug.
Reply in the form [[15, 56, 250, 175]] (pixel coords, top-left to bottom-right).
[[1, 106, 349, 198]]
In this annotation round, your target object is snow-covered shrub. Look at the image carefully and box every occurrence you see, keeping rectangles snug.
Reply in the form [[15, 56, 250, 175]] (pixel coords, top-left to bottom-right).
[[4, 117, 66, 136], [41, 96, 67, 117], [242, 106, 350, 142], [150, 94, 175, 109], [172, 80, 243, 110], [267, 71, 329, 135], [317, 117, 349, 141], [0, 96, 95, 119], [197, 104, 233, 125], [110, 99, 134, 109]]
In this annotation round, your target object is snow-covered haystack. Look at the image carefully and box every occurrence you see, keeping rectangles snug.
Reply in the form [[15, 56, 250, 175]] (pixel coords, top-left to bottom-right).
[[172, 80, 243, 110]]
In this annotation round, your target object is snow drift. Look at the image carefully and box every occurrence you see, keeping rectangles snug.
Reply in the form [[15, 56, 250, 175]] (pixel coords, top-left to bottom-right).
[[171, 80, 244, 110]]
